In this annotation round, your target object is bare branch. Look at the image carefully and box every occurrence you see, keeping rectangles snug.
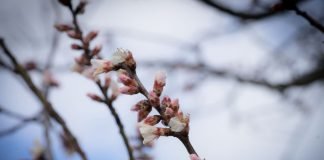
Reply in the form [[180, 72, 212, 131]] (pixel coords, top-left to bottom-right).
[[140, 60, 324, 91], [0, 38, 87, 160], [198, 0, 283, 20], [293, 6, 324, 33]]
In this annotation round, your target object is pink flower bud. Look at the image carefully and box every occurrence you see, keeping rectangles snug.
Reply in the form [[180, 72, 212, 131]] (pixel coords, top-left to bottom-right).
[[92, 44, 102, 56], [189, 154, 201, 160], [165, 107, 174, 117], [87, 93, 102, 102], [119, 86, 139, 95], [84, 31, 98, 44], [148, 91, 159, 106], [143, 115, 161, 125], [71, 44, 83, 50], [75, 0, 87, 14], [153, 71, 166, 96], [161, 96, 171, 108], [24, 61, 37, 71], [154, 128, 170, 136], [138, 110, 150, 122], [118, 73, 133, 86], [170, 98, 179, 112], [132, 100, 151, 111], [125, 50, 136, 70], [67, 30, 82, 39], [54, 24, 73, 32]]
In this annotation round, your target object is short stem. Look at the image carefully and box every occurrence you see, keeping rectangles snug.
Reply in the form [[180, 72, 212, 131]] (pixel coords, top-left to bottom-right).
[[177, 135, 198, 156]]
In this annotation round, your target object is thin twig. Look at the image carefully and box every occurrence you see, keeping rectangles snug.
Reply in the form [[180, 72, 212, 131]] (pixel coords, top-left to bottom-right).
[[97, 83, 135, 160], [0, 116, 39, 137], [293, 6, 324, 33], [58, 2, 135, 159], [0, 106, 41, 137]]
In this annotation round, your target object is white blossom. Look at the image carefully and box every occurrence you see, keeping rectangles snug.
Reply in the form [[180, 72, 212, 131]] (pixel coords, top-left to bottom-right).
[[90, 59, 112, 77], [168, 116, 186, 132], [138, 121, 159, 144], [111, 48, 128, 65]]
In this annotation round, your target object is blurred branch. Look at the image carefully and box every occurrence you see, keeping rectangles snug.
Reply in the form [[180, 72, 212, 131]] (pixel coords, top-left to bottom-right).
[[0, 38, 87, 160], [40, 1, 62, 159], [0, 58, 15, 72], [198, 0, 283, 20], [140, 60, 324, 91], [0, 115, 40, 137], [0, 106, 41, 137], [292, 6, 324, 33]]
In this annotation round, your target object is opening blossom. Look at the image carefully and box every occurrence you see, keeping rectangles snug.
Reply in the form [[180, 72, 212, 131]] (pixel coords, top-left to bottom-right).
[[138, 120, 159, 145], [168, 116, 187, 132], [90, 59, 113, 77]]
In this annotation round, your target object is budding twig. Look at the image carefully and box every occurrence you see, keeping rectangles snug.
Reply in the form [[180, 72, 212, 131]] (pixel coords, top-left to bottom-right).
[[55, 1, 135, 159]]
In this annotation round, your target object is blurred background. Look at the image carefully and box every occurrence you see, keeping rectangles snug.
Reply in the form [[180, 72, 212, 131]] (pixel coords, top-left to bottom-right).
[[0, 0, 323, 159]]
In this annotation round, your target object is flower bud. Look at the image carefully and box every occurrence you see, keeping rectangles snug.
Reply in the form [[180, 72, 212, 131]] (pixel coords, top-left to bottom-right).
[[92, 44, 102, 56], [119, 86, 139, 95], [54, 24, 73, 32], [153, 71, 166, 96], [75, 0, 87, 14], [24, 61, 37, 71], [67, 30, 82, 39], [125, 50, 136, 70], [84, 31, 98, 44], [148, 91, 159, 106], [71, 44, 83, 50], [87, 93, 102, 102], [143, 115, 161, 125]]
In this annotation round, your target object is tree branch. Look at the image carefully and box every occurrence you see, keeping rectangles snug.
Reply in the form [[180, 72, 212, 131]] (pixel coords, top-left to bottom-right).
[[0, 38, 87, 160], [140, 60, 324, 91], [199, 0, 282, 20], [96, 83, 135, 160], [292, 6, 324, 33]]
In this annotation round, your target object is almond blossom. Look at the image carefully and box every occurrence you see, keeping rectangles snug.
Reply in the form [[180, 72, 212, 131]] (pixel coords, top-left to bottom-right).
[[90, 59, 113, 77], [168, 116, 186, 132], [138, 121, 159, 145]]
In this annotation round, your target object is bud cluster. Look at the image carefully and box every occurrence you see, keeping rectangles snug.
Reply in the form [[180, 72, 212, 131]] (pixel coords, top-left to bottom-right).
[[90, 49, 191, 145]]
